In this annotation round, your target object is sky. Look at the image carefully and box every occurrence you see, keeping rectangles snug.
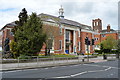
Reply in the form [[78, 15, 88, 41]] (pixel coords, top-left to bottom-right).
[[0, 0, 119, 30]]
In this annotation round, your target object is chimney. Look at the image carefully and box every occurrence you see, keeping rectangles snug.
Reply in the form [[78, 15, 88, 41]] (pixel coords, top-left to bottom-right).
[[107, 24, 110, 32]]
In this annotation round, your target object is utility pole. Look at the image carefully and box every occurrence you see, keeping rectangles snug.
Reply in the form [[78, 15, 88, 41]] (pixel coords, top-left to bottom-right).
[[87, 44, 89, 62]]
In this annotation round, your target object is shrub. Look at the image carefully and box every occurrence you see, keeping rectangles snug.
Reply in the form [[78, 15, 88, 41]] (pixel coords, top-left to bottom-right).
[[94, 50, 101, 54], [84, 53, 92, 55], [9, 40, 19, 58]]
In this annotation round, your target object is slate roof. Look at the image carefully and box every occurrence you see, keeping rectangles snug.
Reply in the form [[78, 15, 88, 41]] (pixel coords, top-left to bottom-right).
[[1, 22, 16, 31], [5, 22, 17, 27], [101, 29, 117, 33], [38, 13, 92, 31], [1, 13, 93, 31]]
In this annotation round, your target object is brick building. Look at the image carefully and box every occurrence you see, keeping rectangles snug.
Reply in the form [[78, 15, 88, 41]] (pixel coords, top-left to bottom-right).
[[38, 12, 94, 54], [92, 18, 119, 50], [1, 7, 119, 54], [1, 22, 16, 49], [0, 31, 2, 47]]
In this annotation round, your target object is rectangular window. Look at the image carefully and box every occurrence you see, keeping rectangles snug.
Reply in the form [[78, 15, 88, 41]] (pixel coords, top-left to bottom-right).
[[60, 28, 62, 35], [59, 40, 62, 50], [94, 38, 99, 41], [78, 30, 80, 37], [66, 31, 70, 41], [102, 34, 106, 37]]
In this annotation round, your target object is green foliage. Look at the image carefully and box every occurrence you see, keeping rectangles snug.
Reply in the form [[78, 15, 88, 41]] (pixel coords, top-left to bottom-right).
[[13, 12, 46, 57], [9, 40, 18, 58], [18, 8, 28, 26], [116, 39, 120, 53], [94, 49, 101, 54], [101, 36, 116, 49], [12, 8, 28, 34], [100, 36, 117, 53]]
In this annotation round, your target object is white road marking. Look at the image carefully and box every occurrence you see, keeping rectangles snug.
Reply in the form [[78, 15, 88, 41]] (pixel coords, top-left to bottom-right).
[[3, 68, 40, 73], [51, 67, 56, 68], [3, 70, 22, 73], [70, 71, 87, 77], [44, 68, 48, 69], [52, 67, 112, 78], [83, 64, 119, 69], [53, 76, 70, 78]]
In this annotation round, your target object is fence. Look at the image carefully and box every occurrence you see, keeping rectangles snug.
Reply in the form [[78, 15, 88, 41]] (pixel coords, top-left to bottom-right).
[[1, 54, 118, 70], [2, 56, 87, 70]]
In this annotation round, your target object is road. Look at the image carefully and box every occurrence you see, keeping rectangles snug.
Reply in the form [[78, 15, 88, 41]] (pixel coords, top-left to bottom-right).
[[2, 60, 120, 80]]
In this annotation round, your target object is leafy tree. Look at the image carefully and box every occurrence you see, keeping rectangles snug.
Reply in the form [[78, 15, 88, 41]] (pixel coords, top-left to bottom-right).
[[11, 13, 46, 57], [100, 36, 117, 53], [18, 8, 28, 26], [43, 24, 60, 56], [116, 39, 120, 53], [9, 40, 18, 58], [100, 43, 104, 54], [12, 8, 28, 34]]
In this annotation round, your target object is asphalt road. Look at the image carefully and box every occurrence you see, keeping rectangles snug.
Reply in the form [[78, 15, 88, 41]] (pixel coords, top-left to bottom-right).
[[2, 60, 120, 79]]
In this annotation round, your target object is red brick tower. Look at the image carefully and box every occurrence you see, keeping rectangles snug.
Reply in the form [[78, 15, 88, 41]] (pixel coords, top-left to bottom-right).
[[92, 18, 102, 33]]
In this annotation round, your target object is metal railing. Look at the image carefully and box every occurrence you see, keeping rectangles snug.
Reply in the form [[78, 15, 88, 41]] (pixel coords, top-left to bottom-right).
[[1, 55, 118, 70]]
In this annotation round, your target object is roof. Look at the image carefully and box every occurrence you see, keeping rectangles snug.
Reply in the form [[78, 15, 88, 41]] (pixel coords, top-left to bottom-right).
[[38, 13, 92, 31], [1, 22, 16, 31], [101, 29, 116, 32], [115, 30, 120, 33], [101, 29, 117, 33], [1, 13, 93, 31]]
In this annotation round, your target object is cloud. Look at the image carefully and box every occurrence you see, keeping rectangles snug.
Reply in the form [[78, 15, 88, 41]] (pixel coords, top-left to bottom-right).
[[0, 0, 119, 30]]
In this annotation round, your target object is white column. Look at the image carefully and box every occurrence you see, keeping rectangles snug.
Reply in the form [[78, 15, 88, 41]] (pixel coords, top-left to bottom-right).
[[73, 31, 76, 54], [64, 29, 66, 53]]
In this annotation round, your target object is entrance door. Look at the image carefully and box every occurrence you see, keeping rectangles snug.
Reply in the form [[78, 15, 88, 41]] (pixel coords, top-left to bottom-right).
[[65, 44, 69, 54]]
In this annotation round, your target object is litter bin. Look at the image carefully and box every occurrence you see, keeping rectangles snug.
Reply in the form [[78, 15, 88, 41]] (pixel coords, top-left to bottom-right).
[[82, 58, 84, 62], [103, 54, 107, 60], [116, 53, 119, 59]]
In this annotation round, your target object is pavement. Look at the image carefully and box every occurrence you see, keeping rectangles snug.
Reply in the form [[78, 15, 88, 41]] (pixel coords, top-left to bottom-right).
[[0, 56, 117, 71]]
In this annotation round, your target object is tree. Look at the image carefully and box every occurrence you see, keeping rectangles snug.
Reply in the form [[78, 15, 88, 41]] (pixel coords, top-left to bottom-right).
[[43, 24, 61, 56], [18, 8, 28, 26], [10, 40, 18, 58], [116, 39, 120, 53], [100, 36, 117, 53], [100, 43, 104, 54], [12, 8, 28, 34], [11, 13, 46, 57]]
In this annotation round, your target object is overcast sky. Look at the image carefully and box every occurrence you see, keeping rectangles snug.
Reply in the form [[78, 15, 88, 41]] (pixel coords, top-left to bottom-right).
[[0, 0, 119, 30]]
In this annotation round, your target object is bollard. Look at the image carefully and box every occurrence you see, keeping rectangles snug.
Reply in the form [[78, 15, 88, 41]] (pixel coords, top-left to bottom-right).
[[116, 53, 119, 59], [82, 58, 84, 62], [103, 54, 107, 60]]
